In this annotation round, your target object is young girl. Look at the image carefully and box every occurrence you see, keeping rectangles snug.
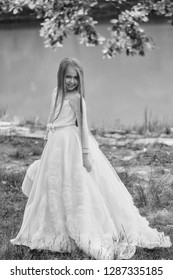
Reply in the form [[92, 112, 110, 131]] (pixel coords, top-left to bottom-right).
[[11, 58, 172, 259]]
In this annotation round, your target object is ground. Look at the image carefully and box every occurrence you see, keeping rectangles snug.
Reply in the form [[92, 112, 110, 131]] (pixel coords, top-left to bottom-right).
[[0, 132, 173, 260]]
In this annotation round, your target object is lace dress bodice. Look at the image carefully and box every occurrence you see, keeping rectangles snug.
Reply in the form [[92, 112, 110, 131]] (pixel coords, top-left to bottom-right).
[[48, 98, 77, 129], [45, 89, 89, 154]]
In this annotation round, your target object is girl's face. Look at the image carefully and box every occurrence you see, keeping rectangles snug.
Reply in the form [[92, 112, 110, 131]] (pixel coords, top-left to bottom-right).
[[65, 66, 79, 93]]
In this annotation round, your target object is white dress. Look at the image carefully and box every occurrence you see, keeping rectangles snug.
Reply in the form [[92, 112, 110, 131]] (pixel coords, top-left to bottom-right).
[[11, 96, 172, 259]]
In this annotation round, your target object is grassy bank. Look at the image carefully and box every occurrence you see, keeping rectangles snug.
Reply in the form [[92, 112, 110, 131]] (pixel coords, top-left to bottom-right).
[[0, 134, 173, 260]]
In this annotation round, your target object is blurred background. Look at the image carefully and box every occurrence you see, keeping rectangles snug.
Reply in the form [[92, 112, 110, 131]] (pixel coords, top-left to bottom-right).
[[0, 17, 173, 129]]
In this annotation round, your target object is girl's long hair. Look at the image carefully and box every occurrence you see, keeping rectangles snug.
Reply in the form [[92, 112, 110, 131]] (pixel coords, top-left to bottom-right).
[[51, 58, 85, 124]]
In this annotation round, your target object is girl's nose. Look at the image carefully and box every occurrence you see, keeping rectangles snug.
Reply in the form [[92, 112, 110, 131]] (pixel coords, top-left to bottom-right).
[[69, 77, 76, 84]]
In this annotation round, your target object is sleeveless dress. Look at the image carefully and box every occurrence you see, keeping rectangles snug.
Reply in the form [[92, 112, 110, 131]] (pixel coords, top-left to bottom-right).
[[11, 96, 172, 260]]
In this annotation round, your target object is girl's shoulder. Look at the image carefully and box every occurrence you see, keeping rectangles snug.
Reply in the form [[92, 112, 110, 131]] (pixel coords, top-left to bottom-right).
[[67, 92, 80, 99], [68, 92, 80, 103], [68, 93, 81, 111], [69, 94, 87, 114]]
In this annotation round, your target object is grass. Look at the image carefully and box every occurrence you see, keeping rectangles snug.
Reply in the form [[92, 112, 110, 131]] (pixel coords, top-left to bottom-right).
[[116, 169, 173, 260], [0, 134, 173, 260], [1, 106, 173, 260], [1, 167, 173, 260], [91, 108, 173, 137], [0, 170, 92, 260]]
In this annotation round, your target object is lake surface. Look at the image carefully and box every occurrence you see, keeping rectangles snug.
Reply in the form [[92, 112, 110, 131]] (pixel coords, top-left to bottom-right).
[[0, 20, 173, 128]]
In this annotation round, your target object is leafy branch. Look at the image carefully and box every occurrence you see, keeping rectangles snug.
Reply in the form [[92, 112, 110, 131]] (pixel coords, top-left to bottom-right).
[[0, 0, 172, 57]]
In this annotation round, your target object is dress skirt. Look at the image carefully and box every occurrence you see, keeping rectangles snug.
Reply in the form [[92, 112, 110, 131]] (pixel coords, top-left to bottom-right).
[[11, 125, 172, 259]]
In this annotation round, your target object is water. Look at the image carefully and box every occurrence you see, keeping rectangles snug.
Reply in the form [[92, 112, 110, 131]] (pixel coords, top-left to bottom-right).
[[0, 21, 173, 128]]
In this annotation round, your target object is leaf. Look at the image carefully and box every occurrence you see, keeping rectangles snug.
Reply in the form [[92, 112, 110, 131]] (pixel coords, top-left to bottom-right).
[[13, 8, 19, 15], [111, 19, 118, 24]]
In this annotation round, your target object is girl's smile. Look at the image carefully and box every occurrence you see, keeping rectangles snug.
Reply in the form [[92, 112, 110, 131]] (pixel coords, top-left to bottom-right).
[[65, 67, 79, 93]]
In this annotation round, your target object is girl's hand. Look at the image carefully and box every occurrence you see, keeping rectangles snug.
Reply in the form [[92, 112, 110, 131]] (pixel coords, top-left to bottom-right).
[[83, 154, 92, 172]]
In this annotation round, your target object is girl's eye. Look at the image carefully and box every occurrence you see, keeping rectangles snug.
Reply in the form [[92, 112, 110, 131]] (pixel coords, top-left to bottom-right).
[[66, 76, 78, 80]]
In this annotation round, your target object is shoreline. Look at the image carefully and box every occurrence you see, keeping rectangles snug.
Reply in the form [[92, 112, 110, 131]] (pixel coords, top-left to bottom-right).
[[0, 119, 173, 145], [1, 120, 173, 146]]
